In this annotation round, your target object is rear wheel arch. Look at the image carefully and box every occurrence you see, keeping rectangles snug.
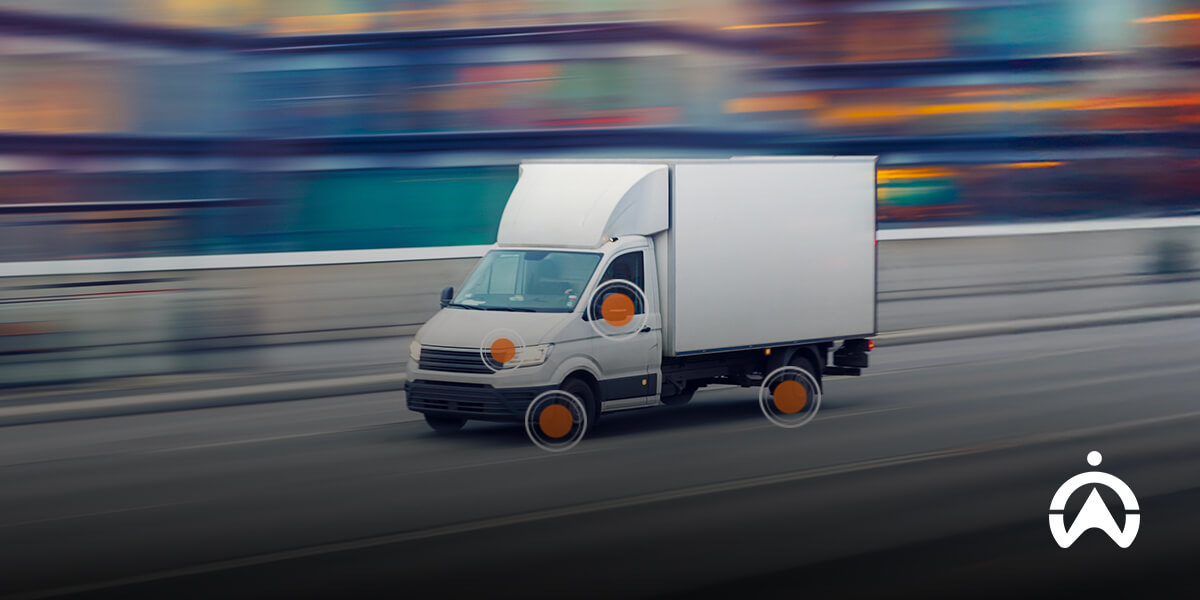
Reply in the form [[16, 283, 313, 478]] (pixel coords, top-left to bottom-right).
[[768, 345, 824, 381]]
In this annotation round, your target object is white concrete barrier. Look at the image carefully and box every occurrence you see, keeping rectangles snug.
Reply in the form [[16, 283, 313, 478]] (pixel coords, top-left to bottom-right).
[[1, 218, 1196, 386], [3, 216, 1198, 278]]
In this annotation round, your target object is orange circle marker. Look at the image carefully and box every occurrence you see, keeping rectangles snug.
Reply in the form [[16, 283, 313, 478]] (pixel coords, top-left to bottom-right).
[[490, 338, 516, 364], [539, 404, 574, 439], [601, 293, 635, 327], [772, 380, 808, 414]]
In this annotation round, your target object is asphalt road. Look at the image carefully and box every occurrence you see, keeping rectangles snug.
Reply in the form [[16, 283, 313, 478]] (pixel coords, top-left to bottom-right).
[[2, 318, 1199, 599]]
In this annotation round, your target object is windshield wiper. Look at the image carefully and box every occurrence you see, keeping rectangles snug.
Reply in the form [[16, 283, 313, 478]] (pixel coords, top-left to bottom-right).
[[445, 302, 484, 310], [484, 306, 537, 312]]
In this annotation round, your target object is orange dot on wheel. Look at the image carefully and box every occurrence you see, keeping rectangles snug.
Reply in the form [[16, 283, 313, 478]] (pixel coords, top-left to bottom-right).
[[539, 404, 574, 439], [490, 338, 516, 364], [601, 293, 635, 327], [773, 380, 808, 414]]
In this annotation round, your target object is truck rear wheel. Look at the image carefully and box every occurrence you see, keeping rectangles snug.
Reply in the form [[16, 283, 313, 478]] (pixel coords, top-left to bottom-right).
[[789, 354, 822, 391], [425, 414, 467, 435]]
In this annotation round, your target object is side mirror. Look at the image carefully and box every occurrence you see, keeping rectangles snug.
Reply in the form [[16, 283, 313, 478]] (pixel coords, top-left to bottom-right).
[[440, 286, 454, 308]]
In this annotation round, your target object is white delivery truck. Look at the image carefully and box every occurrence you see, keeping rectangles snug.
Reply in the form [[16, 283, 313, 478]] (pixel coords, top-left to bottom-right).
[[406, 157, 876, 435]]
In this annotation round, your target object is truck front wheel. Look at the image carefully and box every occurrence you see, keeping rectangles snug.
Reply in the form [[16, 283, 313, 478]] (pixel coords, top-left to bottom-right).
[[425, 414, 467, 435], [560, 377, 599, 433]]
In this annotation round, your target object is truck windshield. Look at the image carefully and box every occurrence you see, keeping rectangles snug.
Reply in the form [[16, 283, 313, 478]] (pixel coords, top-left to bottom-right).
[[452, 250, 602, 312]]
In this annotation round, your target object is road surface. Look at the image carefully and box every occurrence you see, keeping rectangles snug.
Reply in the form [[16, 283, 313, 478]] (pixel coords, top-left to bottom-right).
[[2, 317, 1198, 598]]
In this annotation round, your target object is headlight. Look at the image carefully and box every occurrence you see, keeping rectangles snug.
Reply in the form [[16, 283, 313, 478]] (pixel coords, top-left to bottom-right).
[[512, 343, 552, 367], [409, 339, 421, 362]]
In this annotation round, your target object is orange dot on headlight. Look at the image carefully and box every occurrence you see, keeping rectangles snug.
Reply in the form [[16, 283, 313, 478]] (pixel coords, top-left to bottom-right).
[[490, 338, 516, 364]]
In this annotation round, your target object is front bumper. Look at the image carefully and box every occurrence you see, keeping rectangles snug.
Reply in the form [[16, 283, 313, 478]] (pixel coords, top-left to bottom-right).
[[405, 379, 557, 422]]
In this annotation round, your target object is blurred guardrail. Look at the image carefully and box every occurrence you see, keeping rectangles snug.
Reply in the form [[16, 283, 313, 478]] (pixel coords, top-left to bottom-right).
[[1, 218, 1197, 387]]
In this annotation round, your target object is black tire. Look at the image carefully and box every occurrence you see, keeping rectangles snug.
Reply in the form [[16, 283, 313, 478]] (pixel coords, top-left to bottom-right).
[[789, 353, 822, 392], [425, 414, 467, 435], [661, 384, 697, 407], [560, 377, 599, 433]]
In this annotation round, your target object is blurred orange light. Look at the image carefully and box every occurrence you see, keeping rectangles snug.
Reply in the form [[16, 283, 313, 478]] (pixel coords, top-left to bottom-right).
[[723, 95, 824, 113], [1134, 13, 1200, 24], [1048, 51, 1116, 58], [1077, 95, 1200, 110], [877, 168, 955, 183], [722, 21, 824, 30], [995, 162, 1064, 169], [947, 87, 1043, 98], [818, 93, 1200, 127], [270, 9, 455, 35]]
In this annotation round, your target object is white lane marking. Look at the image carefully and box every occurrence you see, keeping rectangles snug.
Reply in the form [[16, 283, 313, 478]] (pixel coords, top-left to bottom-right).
[[0, 246, 490, 277], [5, 217, 1197, 278], [876, 303, 1200, 345], [223, 405, 906, 482], [159, 429, 377, 453], [0, 502, 185, 531], [21, 405, 1200, 600], [876, 215, 1200, 240], [0, 374, 407, 420], [715, 405, 909, 435], [1018, 363, 1200, 395], [856, 341, 1150, 377]]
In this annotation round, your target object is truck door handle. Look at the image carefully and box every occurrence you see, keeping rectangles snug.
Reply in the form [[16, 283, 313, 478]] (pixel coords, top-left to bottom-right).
[[640, 326, 651, 333]]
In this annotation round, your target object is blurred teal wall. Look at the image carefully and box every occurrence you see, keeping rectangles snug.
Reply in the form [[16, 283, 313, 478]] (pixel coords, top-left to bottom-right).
[[289, 166, 517, 250]]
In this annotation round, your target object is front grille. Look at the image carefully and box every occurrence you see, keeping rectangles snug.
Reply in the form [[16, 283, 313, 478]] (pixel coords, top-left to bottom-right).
[[419, 347, 490, 374], [406, 380, 554, 422], [407, 381, 514, 418]]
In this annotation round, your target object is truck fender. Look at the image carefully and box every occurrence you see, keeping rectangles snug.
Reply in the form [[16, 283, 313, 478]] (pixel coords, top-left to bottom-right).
[[549, 355, 605, 394], [766, 345, 824, 377]]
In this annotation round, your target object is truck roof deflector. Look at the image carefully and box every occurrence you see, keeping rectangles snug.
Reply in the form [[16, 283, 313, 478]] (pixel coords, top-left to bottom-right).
[[496, 163, 669, 249]]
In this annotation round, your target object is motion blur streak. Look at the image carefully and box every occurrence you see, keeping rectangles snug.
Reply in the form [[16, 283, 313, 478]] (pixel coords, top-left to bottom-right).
[[0, 1, 1198, 597], [1, 0, 1199, 263]]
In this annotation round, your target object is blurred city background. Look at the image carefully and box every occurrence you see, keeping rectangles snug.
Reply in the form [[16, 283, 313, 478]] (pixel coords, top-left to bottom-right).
[[1, 0, 1199, 261], [4, 4, 1200, 597], [1, 0, 1199, 389]]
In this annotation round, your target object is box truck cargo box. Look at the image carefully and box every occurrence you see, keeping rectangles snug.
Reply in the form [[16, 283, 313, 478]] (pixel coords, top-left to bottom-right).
[[669, 159, 875, 354]]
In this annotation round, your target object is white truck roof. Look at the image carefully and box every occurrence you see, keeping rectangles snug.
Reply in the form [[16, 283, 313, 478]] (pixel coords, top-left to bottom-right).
[[496, 163, 668, 249]]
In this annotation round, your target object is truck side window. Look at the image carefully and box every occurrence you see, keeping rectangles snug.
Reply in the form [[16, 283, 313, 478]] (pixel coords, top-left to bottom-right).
[[600, 251, 645, 314]]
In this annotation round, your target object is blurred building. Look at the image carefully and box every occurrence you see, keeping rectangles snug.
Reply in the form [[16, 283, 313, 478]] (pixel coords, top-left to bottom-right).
[[1, 0, 1199, 261]]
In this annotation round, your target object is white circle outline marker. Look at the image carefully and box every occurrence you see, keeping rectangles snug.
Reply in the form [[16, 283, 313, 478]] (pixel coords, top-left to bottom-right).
[[758, 366, 822, 429], [524, 390, 588, 452], [586, 279, 648, 341], [479, 328, 526, 372]]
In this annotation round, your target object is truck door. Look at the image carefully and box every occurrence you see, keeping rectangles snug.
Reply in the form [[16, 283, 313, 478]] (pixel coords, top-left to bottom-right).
[[593, 249, 660, 410]]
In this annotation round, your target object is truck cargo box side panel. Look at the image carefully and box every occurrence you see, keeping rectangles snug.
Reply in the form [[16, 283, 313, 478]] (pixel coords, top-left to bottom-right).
[[670, 159, 876, 355]]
